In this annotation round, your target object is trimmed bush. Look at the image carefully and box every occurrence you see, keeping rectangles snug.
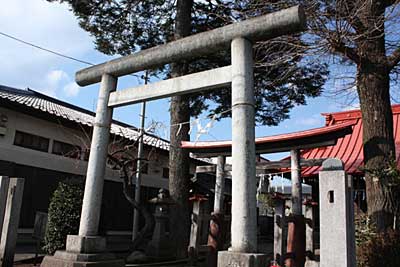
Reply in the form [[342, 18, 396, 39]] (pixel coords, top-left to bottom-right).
[[43, 179, 84, 255], [357, 229, 400, 266], [356, 214, 400, 266]]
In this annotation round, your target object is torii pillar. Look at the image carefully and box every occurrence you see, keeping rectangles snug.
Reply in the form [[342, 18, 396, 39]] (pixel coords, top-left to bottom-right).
[[41, 75, 125, 267], [218, 38, 267, 267], [286, 149, 306, 267]]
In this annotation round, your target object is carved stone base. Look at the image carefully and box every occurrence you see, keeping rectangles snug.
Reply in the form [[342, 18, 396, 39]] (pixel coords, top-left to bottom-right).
[[218, 251, 268, 267], [41, 252, 125, 267], [40, 235, 125, 267]]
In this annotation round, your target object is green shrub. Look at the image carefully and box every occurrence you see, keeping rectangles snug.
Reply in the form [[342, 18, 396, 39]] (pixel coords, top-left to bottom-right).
[[43, 179, 84, 255], [356, 214, 400, 266], [357, 229, 400, 266], [355, 214, 376, 247]]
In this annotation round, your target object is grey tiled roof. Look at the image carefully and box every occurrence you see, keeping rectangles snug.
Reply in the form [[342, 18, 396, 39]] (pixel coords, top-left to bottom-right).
[[0, 85, 170, 151]]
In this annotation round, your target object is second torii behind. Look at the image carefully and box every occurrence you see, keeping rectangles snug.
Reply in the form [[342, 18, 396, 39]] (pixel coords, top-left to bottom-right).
[[183, 121, 355, 266]]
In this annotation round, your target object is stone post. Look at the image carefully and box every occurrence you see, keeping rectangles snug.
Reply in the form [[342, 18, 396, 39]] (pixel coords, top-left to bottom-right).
[[291, 149, 302, 215], [218, 37, 267, 267], [0, 178, 24, 267], [214, 156, 225, 214], [189, 195, 210, 253], [41, 74, 124, 267], [0, 177, 10, 238], [303, 200, 317, 261], [132, 101, 146, 240], [208, 156, 226, 267], [285, 149, 306, 267], [319, 159, 355, 267], [273, 196, 286, 266]]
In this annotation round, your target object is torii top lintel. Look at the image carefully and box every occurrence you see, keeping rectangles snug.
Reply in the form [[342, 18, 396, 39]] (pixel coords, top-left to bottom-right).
[[75, 5, 305, 86], [181, 120, 356, 157]]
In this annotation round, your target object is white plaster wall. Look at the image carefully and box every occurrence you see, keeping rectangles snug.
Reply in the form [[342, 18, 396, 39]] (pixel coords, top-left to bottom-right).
[[0, 107, 175, 189]]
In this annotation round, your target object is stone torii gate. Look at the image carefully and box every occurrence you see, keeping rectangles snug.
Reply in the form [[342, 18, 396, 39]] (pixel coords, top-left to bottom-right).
[[41, 6, 306, 267]]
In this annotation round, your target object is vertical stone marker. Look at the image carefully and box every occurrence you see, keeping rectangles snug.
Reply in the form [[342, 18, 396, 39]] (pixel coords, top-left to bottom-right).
[[274, 198, 286, 265], [303, 201, 316, 260], [0, 178, 24, 267], [214, 156, 226, 214], [291, 149, 302, 215], [207, 156, 226, 267], [319, 158, 355, 267], [0, 177, 10, 237]]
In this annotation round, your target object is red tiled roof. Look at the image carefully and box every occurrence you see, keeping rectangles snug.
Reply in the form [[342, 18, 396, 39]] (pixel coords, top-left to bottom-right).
[[181, 120, 355, 155], [301, 104, 400, 177]]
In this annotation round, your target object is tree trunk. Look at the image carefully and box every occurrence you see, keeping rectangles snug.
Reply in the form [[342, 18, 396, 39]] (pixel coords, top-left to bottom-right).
[[356, 1, 396, 231], [169, 0, 193, 259]]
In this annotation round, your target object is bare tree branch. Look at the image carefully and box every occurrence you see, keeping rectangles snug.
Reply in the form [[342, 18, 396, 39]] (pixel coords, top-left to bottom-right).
[[384, 0, 399, 8], [388, 45, 400, 70], [330, 40, 360, 64], [107, 153, 155, 251]]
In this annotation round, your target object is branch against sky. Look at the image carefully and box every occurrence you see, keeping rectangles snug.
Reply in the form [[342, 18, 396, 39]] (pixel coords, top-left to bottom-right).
[[303, 0, 400, 103], [388, 45, 400, 69]]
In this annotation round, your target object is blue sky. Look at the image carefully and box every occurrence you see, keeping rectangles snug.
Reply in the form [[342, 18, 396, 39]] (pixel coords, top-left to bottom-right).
[[0, 0, 360, 160]]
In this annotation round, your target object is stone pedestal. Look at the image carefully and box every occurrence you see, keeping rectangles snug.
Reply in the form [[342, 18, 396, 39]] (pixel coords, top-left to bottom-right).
[[218, 251, 268, 267], [305, 260, 320, 267], [41, 235, 125, 267]]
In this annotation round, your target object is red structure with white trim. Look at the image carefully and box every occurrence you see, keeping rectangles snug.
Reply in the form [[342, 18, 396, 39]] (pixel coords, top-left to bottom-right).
[[301, 104, 400, 177]]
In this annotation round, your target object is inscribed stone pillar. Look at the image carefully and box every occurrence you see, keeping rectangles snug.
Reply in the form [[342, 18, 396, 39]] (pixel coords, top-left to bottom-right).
[[303, 201, 316, 260], [0, 177, 10, 238], [214, 156, 225, 214], [319, 159, 355, 267], [0, 178, 24, 267], [274, 198, 285, 265]]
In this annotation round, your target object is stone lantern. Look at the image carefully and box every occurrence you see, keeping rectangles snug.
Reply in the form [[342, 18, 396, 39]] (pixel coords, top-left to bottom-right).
[[146, 189, 175, 259]]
